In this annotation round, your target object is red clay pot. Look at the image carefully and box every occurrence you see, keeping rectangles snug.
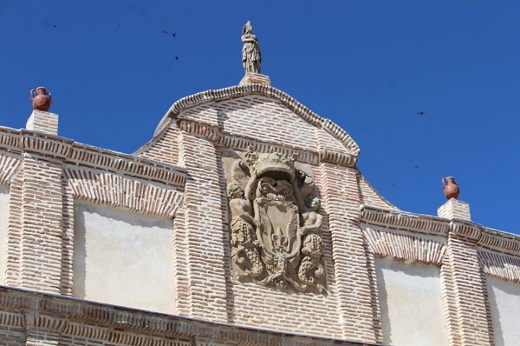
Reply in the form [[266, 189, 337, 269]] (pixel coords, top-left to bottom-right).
[[442, 176, 460, 199], [30, 87, 52, 111]]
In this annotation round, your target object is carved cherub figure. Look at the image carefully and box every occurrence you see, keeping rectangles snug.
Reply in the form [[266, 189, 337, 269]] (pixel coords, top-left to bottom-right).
[[299, 197, 323, 237]]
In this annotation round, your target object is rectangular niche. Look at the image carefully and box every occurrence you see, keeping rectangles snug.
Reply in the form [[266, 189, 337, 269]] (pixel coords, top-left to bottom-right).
[[0, 186, 8, 285], [376, 258, 448, 346], [73, 203, 175, 314], [486, 275, 520, 346]]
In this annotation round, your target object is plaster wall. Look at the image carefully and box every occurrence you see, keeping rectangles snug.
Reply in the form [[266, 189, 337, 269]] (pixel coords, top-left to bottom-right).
[[0, 186, 7, 285], [486, 275, 520, 346], [72, 203, 175, 314], [375, 258, 448, 346]]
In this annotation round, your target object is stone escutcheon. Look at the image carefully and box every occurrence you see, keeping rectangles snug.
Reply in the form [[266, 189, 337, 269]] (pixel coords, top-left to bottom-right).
[[226, 147, 326, 293]]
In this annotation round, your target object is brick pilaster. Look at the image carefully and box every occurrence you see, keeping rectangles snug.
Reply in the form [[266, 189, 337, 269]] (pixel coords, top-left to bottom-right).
[[316, 163, 375, 342], [19, 154, 64, 293], [444, 223, 493, 345], [177, 130, 228, 322]]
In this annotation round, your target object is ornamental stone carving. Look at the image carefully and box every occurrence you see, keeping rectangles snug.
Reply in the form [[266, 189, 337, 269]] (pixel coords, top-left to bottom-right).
[[226, 147, 326, 293]]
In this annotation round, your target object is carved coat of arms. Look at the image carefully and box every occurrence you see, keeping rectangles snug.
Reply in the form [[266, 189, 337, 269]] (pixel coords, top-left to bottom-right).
[[226, 148, 326, 293]]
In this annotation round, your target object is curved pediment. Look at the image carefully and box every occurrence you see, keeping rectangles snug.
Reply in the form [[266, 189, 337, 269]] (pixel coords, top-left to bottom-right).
[[153, 84, 360, 160]]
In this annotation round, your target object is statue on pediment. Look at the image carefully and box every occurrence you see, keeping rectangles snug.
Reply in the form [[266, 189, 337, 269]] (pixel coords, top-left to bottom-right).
[[242, 21, 262, 74]]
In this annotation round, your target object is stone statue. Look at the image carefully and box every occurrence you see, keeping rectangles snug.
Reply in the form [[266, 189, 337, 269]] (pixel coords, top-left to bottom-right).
[[241, 21, 262, 74], [299, 197, 323, 237]]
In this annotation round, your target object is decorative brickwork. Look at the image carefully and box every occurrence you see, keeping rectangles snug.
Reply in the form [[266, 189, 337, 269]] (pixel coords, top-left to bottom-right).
[[26, 110, 59, 135], [19, 154, 64, 294], [316, 163, 375, 342], [137, 123, 180, 165], [0, 154, 20, 186], [360, 205, 451, 235], [155, 86, 360, 158], [64, 168, 183, 219], [5, 170, 23, 288], [440, 256, 462, 346], [438, 198, 471, 221], [0, 287, 372, 346], [480, 227, 520, 254], [362, 226, 446, 266], [444, 232, 493, 345], [217, 132, 320, 165], [479, 250, 520, 282], [171, 210, 190, 316], [176, 130, 228, 323]]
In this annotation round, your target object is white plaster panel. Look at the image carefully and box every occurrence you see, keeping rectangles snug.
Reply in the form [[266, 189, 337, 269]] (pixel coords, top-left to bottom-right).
[[0, 186, 8, 285], [376, 258, 448, 346], [73, 203, 174, 314], [487, 276, 520, 346]]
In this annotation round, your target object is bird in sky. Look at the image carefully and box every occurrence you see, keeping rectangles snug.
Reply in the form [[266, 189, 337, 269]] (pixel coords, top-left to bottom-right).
[[418, 112, 425, 116], [52, 24, 57, 29], [162, 30, 168, 34], [172, 32, 176, 38], [175, 56, 179, 61]]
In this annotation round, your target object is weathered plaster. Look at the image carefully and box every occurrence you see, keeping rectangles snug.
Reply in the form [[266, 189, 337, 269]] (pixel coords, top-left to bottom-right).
[[73, 203, 175, 314], [486, 275, 520, 346], [375, 258, 448, 346]]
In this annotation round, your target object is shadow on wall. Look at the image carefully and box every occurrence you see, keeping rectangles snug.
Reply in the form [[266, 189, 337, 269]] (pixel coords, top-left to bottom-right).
[[72, 210, 87, 299]]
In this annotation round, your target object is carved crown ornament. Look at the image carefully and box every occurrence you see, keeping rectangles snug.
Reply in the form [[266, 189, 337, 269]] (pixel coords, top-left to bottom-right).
[[226, 147, 326, 293]]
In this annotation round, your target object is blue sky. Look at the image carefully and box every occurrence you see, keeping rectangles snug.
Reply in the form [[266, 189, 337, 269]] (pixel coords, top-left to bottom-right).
[[1, 1, 519, 233]]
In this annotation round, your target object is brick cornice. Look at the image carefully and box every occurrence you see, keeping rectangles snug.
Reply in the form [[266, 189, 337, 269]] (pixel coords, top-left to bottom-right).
[[360, 205, 451, 236], [0, 286, 377, 346], [360, 205, 520, 256], [175, 118, 357, 167], [449, 220, 482, 241], [479, 250, 520, 283], [479, 228, 520, 254], [0, 127, 187, 189], [0, 153, 20, 186], [155, 84, 360, 156]]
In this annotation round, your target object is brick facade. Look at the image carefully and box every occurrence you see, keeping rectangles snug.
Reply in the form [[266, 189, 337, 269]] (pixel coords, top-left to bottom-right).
[[0, 80, 518, 345]]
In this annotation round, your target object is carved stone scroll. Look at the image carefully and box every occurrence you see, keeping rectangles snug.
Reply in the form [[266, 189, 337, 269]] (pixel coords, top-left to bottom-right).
[[226, 147, 326, 293]]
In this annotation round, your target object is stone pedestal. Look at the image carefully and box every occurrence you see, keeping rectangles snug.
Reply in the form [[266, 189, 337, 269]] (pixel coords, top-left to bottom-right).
[[239, 73, 271, 86], [437, 198, 471, 221], [26, 110, 59, 135]]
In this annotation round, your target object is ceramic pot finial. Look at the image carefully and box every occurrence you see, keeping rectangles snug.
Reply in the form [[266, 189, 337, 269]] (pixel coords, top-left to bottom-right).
[[442, 176, 460, 199], [30, 87, 52, 111]]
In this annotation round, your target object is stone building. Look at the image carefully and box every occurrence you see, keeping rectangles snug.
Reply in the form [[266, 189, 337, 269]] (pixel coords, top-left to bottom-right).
[[0, 23, 519, 346]]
